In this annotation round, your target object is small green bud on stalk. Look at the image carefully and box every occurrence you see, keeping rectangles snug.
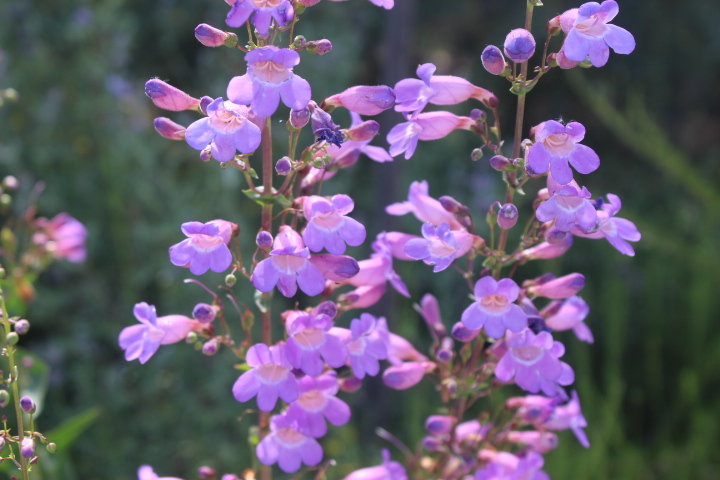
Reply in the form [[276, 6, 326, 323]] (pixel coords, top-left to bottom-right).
[[5, 332, 19, 346], [47, 442, 58, 454], [225, 274, 237, 287]]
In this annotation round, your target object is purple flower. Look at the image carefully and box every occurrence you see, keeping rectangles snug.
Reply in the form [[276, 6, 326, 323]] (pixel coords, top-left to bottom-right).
[[542, 296, 593, 343], [302, 194, 366, 255], [403, 222, 474, 272], [495, 330, 575, 397], [256, 412, 323, 473], [563, 0, 635, 67], [195, 23, 236, 48], [137, 465, 184, 480], [286, 373, 351, 438], [169, 221, 234, 275], [387, 111, 475, 159], [232, 343, 299, 411], [461, 277, 528, 338], [311, 104, 343, 147], [33, 213, 88, 263], [252, 226, 326, 297], [119, 303, 200, 364], [503, 28, 536, 63], [344, 233, 410, 298], [481, 45, 506, 75], [475, 451, 549, 480], [323, 85, 396, 116], [528, 273, 585, 300], [333, 313, 389, 379], [382, 361, 434, 390], [386, 180, 465, 230], [536, 176, 598, 232], [227, 46, 311, 118], [520, 233, 574, 261], [145, 79, 200, 112], [153, 117, 186, 140], [342, 449, 407, 480], [527, 120, 600, 185], [20, 437, 35, 459], [506, 431, 559, 454], [285, 312, 349, 376], [542, 390, 590, 447], [571, 193, 641, 256], [225, 0, 294, 38], [185, 98, 262, 162]]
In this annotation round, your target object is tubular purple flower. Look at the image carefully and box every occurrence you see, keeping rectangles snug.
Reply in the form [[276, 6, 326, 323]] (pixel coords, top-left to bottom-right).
[[285, 312, 349, 376], [338, 284, 386, 310], [343, 233, 410, 297], [145, 79, 200, 111], [506, 431, 559, 454], [425, 415, 454, 436], [482, 45, 506, 75], [302, 194, 366, 255], [33, 213, 88, 263], [475, 451, 550, 480], [542, 390, 590, 448], [343, 313, 389, 379], [194, 23, 236, 47], [383, 361, 434, 390], [503, 28, 536, 63], [563, 0, 635, 67], [387, 111, 476, 159], [286, 373, 351, 438], [403, 222, 476, 272], [542, 296, 593, 343], [225, 0, 295, 38], [536, 176, 598, 232], [528, 273, 585, 299], [520, 233, 574, 260], [346, 120, 380, 142], [256, 412, 323, 473], [498, 203, 519, 229], [342, 449, 407, 480], [571, 193, 641, 256], [387, 180, 465, 229], [232, 343, 299, 411], [227, 46, 311, 118], [416, 293, 447, 338], [323, 85, 396, 116], [137, 465, 185, 480], [461, 276, 528, 338], [527, 120, 600, 185], [153, 117, 186, 140], [169, 221, 234, 275]]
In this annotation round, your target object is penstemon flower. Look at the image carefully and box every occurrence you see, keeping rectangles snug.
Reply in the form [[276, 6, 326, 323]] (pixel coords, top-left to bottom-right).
[[461, 277, 528, 338], [232, 343, 299, 411], [169, 220, 235, 275]]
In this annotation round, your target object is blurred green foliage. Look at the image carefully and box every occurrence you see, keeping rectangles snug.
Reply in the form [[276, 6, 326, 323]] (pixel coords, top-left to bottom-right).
[[0, 0, 719, 479]]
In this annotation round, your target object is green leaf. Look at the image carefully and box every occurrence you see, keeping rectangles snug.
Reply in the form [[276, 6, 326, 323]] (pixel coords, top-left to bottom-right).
[[46, 406, 101, 449], [242, 188, 291, 207]]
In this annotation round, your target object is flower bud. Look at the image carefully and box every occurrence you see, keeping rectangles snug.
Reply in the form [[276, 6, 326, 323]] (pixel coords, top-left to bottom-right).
[[528, 273, 585, 299], [547, 15, 562, 36], [306, 39, 332, 55], [425, 415, 454, 436], [489, 155, 511, 171], [200, 146, 212, 162], [20, 437, 35, 459], [202, 338, 220, 356], [289, 107, 311, 129], [451, 322, 480, 342], [338, 376, 362, 393], [256, 231, 273, 249], [153, 117, 186, 140], [0, 194, 11, 206], [422, 436, 444, 451], [46, 442, 58, 454], [545, 227, 568, 245], [471, 148, 484, 162], [275, 156, 292, 175], [481, 45, 506, 75], [503, 29, 536, 63], [2, 176, 18, 190], [383, 361, 435, 390], [0, 390, 9, 408], [145, 79, 200, 111], [5, 332, 19, 346], [436, 337, 454, 363], [323, 85, 396, 116], [186, 331, 198, 344], [192, 303, 217, 324], [470, 109, 487, 122], [556, 48, 581, 69], [14, 319, 30, 335], [439, 196, 469, 215], [225, 274, 237, 287], [346, 120, 380, 142], [198, 466, 217, 479], [20, 396, 35, 414], [498, 203, 519, 229], [312, 301, 337, 319], [195, 23, 238, 48], [507, 431, 559, 453]]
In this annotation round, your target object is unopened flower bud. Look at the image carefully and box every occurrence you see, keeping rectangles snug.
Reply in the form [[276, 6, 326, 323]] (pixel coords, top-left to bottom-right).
[[545, 227, 567, 245], [200, 146, 212, 162], [503, 29, 536, 63], [498, 203, 519, 229], [199, 96, 214, 115], [198, 466, 217, 479], [507, 431, 559, 453], [153, 117, 186, 140], [439, 196, 469, 215], [2, 176, 18, 190], [489, 154, 511, 171], [256, 231, 273, 249], [547, 15, 562, 36], [192, 303, 217, 324], [383, 361, 435, 390], [20, 396, 35, 414], [436, 337, 454, 363], [297, 0, 321, 6], [422, 436, 444, 451], [46, 442, 57, 454], [275, 156, 292, 175], [470, 109, 487, 122], [481, 45, 506, 75], [322, 85, 396, 116], [0, 436, 5, 450], [14, 319, 30, 335], [451, 322, 480, 342], [202, 338, 220, 356], [556, 48, 581, 70], [0, 193, 11, 206], [5, 332, 19, 346], [306, 39, 332, 55], [195, 23, 238, 48], [528, 273, 585, 299], [346, 120, 380, 142], [312, 157, 326, 169], [225, 274, 237, 287], [20, 437, 34, 459], [289, 107, 311, 130], [0, 390, 9, 408], [291, 35, 307, 49], [312, 301, 337, 319], [185, 331, 198, 344], [471, 148, 484, 162], [425, 415, 454, 436], [338, 376, 362, 393], [145, 79, 200, 111]]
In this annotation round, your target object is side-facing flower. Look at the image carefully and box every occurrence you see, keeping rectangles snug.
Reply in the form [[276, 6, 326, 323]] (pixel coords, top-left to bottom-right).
[[145, 79, 200, 111], [571, 193, 641, 256], [302, 194, 366, 255], [461, 277, 528, 338], [563, 0, 635, 67], [343, 233, 410, 298], [169, 220, 234, 275], [342, 449, 407, 480], [33, 213, 88, 263], [286, 373, 351, 438], [225, 0, 294, 38], [232, 343, 299, 411], [387, 111, 476, 160], [527, 273, 585, 299], [256, 412, 323, 473], [310, 104, 343, 147], [536, 175, 598, 232], [323, 85, 396, 116], [542, 390, 590, 447], [285, 312, 349, 376], [542, 296, 593, 343], [382, 361, 435, 390], [403, 222, 475, 272], [526, 120, 600, 185], [227, 46, 311, 118], [185, 98, 262, 162], [475, 451, 549, 480], [335, 313, 389, 379], [386, 180, 465, 230]]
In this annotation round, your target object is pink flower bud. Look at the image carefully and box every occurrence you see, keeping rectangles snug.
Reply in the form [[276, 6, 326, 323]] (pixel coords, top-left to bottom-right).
[[507, 431, 559, 453], [145, 79, 200, 111], [289, 107, 311, 129], [153, 117, 186, 140], [556, 47, 581, 69], [436, 337, 454, 363], [199, 95, 213, 114], [382, 361, 435, 390], [481, 45, 506, 75], [416, 293, 447, 338], [490, 154, 511, 171], [338, 284, 386, 309], [14, 319, 30, 335], [323, 85, 396, 116], [346, 120, 380, 142], [200, 146, 212, 162], [425, 415, 454, 436], [504, 28, 536, 63], [20, 396, 35, 414], [306, 39, 332, 55], [528, 273, 585, 299], [498, 203, 519, 229], [451, 321, 480, 342], [21, 437, 35, 459], [195, 23, 237, 48], [202, 338, 220, 356], [192, 303, 217, 324], [198, 466, 217, 479], [339, 375, 363, 393]]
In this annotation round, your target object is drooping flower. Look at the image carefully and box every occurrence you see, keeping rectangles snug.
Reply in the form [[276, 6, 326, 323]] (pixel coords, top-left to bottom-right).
[[137, 465, 184, 480], [403, 222, 475, 272], [184, 98, 262, 162], [542, 390, 590, 447], [562, 0, 635, 68], [343, 233, 410, 298], [323, 85, 396, 116], [536, 175, 598, 232], [33, 213, 88, 263], [145, 79, 200, 112], [286, 373, 351, 438], [169, 220, 234, 275], [119, 303, 200, 364], [232, 343, 299, 411], [571, 193, 641, 256], [225, 0, 294, 38], [526, 120, 600, 185], [302, 194, 366, 255], [386, 180, 465, 230], [526, 273, 585, 300], [542, 295, 593, 343], [227, 46, 311, 118], [256, 412, 323, 473], [285, 312, 348, 376], [495, 330, 575, 397], [461, 277, 528, 338], [252, 226, 326, 297], [387, 111, 476, 160], [310, 103, 343, 147], [342, 449, 407, 480]]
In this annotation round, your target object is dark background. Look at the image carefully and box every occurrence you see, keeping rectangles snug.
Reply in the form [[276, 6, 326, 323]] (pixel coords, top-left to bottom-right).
[[0, 0, 719, 478]]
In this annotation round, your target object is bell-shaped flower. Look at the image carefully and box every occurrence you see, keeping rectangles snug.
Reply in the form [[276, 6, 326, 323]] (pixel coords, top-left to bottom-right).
[[495, 330, 575, 397], [252, 226, 326, 297], [227, 46, 311, 118], [33, 213, 88, 263], [527, 120, 600, 185], [225, 0, 294, 38], [285, 312, 349, 376], [542, 296, 593, 343], [527, 273, 585, 300], [387, 111, 475, 160], [475, 451, 550, 480], [387, 180, 465, 230], [119, 303, 200, 364], [286, 373, 351, 438], [169, 221, 234, 275], [461, 277, 528, 338], [185, 98, 262, 162], [562, 0, 635, 67], [323, 85, 396, 116], [338, 284, 387, 310], [536, 175, 598, 232], [137, 465, 184, 480], [404, 222, 476, 272], [256, 412, 322, 473], [302, 194, 366, 255], [542, 390, 590, 447], [232, 343, 299, 411], [145, 79, 200, 112], [342, 449, 407, 480], [571, 193, 641, 256]]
